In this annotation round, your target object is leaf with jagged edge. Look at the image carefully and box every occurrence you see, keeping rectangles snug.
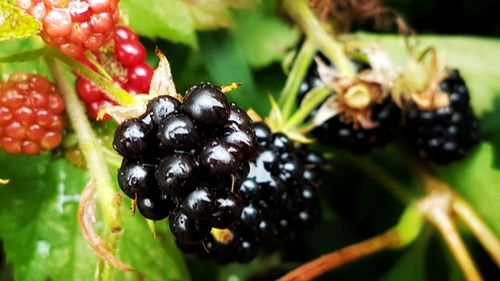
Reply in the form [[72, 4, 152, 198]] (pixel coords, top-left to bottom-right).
[[0, 1, 40, 41], [0, 153, 96, 281]]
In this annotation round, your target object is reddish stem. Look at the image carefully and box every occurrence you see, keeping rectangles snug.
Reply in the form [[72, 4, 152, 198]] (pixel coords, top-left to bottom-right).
[[78, 181, 133, 273], [279, 230, 400, 281]]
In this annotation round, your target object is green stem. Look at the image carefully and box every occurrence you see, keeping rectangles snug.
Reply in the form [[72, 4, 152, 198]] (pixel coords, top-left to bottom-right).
[[45, 57, 122, 280], [279, 204, 421, 281], [283, 86, 330, 131], [453, 198, 500, 267], [46, 48, 135, 106], [279, 39, 317, 120], [348, 156, 418, 204], [85, 51, 113, 81], [0, 47, 47, 63], [282, 0, 355, 78]]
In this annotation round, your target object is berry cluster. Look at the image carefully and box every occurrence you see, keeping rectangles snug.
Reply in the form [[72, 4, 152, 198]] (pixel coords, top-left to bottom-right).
[[0, 73, 65, 154], [298, 56, 401, 154], [178, 122, 323, 264], [76, 25, 153, 120], [403, 70, 480, 164], [113, 83, 258, 245], [17, 0, 120, 57]]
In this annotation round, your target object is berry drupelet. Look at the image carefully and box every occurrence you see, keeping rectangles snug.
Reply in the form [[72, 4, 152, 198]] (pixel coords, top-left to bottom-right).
[[177, 122, 324, 264], [403, 70, 480, 164], [0, 73, 65, 154], [113, 83, 258, 246]]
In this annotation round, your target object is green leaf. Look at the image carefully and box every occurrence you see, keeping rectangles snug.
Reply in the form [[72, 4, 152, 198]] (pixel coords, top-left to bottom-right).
[[120, 0, 197, 48], [231, 8, 300, 68], [0, 152, 190, 281], [0, 37, 49, 76], [436, 143, 500, 235], [199, 31, 266, 113], [186, 0, 233, 30], [0, 1, 40, 41], [0, 153, 96, 281], [114, 207, 191, 281], [378, 236, 427, 281]]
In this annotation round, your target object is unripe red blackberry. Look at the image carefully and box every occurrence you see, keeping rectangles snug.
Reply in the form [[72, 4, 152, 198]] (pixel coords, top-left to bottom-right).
[[0, 73, 65, 154], [17, 0, 120, 57], [74, 25, 153, 120]]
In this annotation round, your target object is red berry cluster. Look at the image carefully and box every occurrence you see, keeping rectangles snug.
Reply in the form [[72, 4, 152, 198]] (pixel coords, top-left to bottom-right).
[[75, 25, 153, 120], [0, 74, 65, 154], [17, 0, 120, 57]]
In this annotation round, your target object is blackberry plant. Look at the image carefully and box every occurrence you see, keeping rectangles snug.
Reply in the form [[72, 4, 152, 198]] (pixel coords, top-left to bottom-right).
[[0, 1, 497, 281]]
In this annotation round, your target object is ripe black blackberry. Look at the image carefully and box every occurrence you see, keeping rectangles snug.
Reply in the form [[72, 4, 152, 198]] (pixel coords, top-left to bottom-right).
[[297, 54, 401, 154], [113, 83, 257, 244], [403, 70, 480, 164], [176, 122, 324, 264]]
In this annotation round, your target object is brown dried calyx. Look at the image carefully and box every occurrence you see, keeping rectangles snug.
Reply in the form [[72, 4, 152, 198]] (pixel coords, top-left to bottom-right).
[[311, 45, 396, 130], [394, 48, 450, 111]]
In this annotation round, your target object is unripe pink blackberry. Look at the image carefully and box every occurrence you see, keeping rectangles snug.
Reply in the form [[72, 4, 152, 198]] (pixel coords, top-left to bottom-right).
[[17, 0, 120, 57]]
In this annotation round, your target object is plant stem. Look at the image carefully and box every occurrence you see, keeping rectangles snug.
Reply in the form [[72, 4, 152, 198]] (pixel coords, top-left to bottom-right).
[[46, 48, 135, 106], [400, 146, 485, 281], [283, 86, 330, 131], [453, 198, 500, 266], [45, 57, 123, 280], [425, 207, 483, 281], [279, 229, 400, 281], [348, 156, 417, 204], [279, 39, 317, 120], [282, 0, 355, 78], [279, 204, 422, 281]]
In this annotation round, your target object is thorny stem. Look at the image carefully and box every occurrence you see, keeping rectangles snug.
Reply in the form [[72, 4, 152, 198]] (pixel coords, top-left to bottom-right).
[[348, 156, 417, 204], [282, 0, 355, 78], [46, 48, 135, 106], [453, 198, 500, 266], [279, 229, 401, 281], [45, 57, 123, 280], [279, 39, 317, 120]]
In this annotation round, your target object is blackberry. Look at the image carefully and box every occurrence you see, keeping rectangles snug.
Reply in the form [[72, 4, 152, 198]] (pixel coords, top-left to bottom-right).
[[297, 54, 401, 154], [403, 70, 480, 164], [0, 73, 65, 154], [184, 122, 323, 264], [113, 82, 257, 246], [17, 0, 120, 57]]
